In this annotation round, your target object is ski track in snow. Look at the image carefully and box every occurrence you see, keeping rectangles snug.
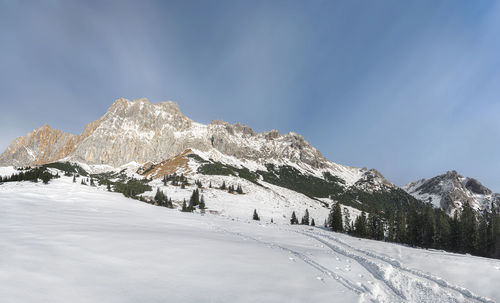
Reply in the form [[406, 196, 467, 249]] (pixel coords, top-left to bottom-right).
[[212, 226, 368, 297], [212, 223, 495, 303], [296, 229, 494, 303]]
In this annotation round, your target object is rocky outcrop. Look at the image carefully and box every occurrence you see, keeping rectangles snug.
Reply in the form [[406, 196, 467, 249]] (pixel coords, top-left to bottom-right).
[[0, 124, 78, 166], [0, 98, 331, 170]]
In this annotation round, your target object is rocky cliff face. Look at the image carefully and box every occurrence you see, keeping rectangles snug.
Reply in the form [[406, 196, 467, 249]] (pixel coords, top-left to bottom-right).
[[0, 98, 343, 174], [0, 124, 78, 167], [404, 170, 500, 213]]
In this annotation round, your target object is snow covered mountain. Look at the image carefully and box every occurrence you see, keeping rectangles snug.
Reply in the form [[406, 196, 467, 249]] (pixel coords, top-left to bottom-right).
[[4, 98, 499, 218], [0, 98, 400, 194], [404, 170, 500, 214]]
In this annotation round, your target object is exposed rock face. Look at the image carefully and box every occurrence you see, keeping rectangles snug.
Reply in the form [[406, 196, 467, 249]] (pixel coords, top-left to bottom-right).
[[0, 98, 332, 170], [0, 125, 78, 167], [404, 170, 499, 213]]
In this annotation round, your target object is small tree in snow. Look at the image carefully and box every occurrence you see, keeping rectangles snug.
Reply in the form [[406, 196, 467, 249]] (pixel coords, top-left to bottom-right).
[[290, 211, 299, 225], [181, 199, 188, 212], [199, 195, 206, 210], [253, 209, 260, 221], [301, 209, 310, 225]]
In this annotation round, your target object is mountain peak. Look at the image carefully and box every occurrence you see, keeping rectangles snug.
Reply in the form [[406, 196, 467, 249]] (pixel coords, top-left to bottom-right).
[[0, 98, 333, 170], [157, 100, 181, 112], [404, 170, 499, 213]]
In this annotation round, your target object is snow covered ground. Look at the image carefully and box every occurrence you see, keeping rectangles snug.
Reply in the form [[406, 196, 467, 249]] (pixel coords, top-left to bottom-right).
[[1, 176, 499, 303]]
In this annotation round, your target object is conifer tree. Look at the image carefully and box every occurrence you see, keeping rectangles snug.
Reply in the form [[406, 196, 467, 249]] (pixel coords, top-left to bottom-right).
[[311, 218, 315, 226], [73, 175, 76, 183], [41, 174, 51, 184], [354, 211, 368, 238], [478, 211, 490, 256], [291, 211, 298, 225], [236, 185, 243, 194], [373, 213, 385, 240], [253, 209, 260, 221], [460, 203, 478, 253], [407, 204, 421, 246], [107, 183, 112, 192], [199, 195, 206, 210], [220, 181, 226, 190], [189, 189, 200, 207], [209, 181, 212, 188], [450, 211, 460, 252], [181, 199, 188, 212], [329, 202, 343, 232], [490, 207, 500, 258], [301, 209, 310, 225], [422, 205, 436, 247], [155, 188, 166, 206], [434, 210, 451, 250], [386, 210, 396, 242], [90, 178, 96, 187], [343, 207, 352, 233]]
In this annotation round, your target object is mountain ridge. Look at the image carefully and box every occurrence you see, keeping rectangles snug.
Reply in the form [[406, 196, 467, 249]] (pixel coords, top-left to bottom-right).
[[0, 98, 369, 185], [1, 97, 497, 215]]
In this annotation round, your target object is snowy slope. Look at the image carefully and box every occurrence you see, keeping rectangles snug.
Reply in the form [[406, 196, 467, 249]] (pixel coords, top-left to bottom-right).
[[1, 177, 499, 303]]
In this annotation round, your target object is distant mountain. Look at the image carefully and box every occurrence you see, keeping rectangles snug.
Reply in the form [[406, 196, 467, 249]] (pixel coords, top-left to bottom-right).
[[404, 170, 500, 214], [6, 97, 496, 216]]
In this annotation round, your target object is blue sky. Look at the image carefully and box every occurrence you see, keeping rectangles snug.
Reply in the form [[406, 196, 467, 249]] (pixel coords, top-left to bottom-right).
[[1, 0, 499, 191]]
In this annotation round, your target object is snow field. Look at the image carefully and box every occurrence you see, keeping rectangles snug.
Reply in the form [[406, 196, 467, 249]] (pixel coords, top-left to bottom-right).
[[1, 174, 499, 302]]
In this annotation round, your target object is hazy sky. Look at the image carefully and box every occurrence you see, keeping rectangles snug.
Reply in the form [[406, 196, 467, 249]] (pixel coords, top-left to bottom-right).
[[1, 0, 499, 191]]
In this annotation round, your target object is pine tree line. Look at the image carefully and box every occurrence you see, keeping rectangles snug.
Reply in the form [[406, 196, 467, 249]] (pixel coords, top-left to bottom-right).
[[218, 181, 244, 194], [0, 167, 59, 184], [162, 173, 188, 187], [324, 201, 500, 259], [289, 209, 315, 227]]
